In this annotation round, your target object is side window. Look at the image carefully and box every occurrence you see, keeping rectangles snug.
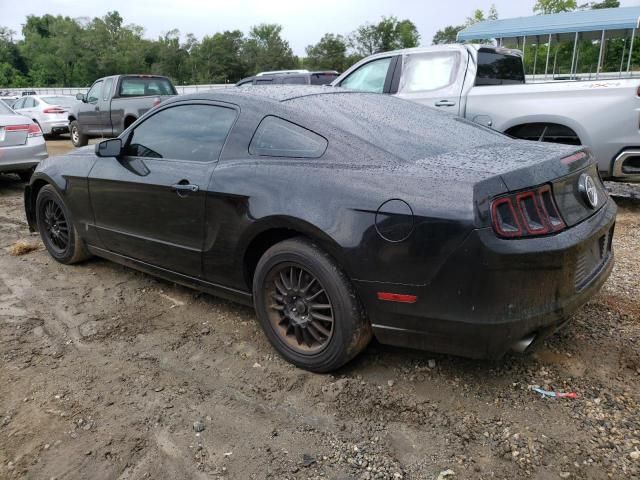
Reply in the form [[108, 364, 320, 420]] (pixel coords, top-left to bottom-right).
[[124, 104, 236, 162], [86, 80, 103, 103], [249, 116, 327, 158], [281, 76, 307, 85], [398, 52, 460, 93], [13, 98, 25, 109], [23, 97, 36, 108], [339, 57, 393, 93], [102, 78, 113, 101], [255, 78, 274, 84]]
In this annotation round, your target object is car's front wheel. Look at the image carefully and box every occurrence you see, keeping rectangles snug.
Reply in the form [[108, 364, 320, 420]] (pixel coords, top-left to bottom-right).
[[36, 185, 90, 264], [253, 238, 372, 372], [69, 120, 88, 147]]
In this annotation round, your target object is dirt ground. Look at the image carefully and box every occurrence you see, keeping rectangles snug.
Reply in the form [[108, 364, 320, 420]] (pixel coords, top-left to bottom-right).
[[1, 137, 639, 480]]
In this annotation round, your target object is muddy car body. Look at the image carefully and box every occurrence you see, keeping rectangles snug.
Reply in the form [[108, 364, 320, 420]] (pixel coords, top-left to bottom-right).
[[24, 86, 615, 371]]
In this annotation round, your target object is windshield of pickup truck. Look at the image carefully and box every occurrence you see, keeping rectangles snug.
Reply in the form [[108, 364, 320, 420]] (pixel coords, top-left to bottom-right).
[[118, 77, 176, 97], [475, 50, 525, 86]]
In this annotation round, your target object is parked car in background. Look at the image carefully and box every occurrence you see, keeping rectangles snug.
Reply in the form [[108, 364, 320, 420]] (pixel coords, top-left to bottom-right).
[[236, 71, 339, 86], [69, 74, 177, 147], [0, 100, 47, 181], [11, 95, 78, 138], [256, 69, 310, 76], [25, 86, 614, 372], [333, 44, 640, 182], [0, 96, 19, 108]]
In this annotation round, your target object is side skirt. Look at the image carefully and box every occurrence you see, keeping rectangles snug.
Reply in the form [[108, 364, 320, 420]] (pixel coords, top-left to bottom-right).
[[87, 245, 254, 307]]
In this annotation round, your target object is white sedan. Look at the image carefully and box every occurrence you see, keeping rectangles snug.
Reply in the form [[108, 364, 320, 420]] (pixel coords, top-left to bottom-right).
[[11, 95, 79, 138]]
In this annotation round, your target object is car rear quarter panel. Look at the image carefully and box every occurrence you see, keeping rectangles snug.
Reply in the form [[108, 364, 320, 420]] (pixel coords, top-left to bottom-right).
[[204, 156, 478, 291]]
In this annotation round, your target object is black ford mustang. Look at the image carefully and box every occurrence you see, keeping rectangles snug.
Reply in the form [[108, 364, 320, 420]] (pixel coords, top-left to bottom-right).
[[24, 86, 615, 372]]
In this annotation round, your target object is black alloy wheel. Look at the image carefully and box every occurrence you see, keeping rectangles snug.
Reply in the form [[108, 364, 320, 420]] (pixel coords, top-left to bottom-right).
[[41, 199, 69, 254], [265, 263, 335, 355], [35, 185, 90, 264], [253, 238, 372, 372]]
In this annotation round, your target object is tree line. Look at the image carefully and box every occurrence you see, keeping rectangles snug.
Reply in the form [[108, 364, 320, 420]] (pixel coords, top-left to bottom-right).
[[0, 12, 419, 87], [0, 0, 626, 88]]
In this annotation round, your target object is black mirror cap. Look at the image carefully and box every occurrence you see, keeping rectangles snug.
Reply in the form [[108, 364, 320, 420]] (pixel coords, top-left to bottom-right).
[[95, 138, 122, 158], [76, 93, 86, 102]]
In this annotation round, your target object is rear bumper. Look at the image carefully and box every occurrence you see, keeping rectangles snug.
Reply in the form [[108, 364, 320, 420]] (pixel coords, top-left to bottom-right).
[[354, 199, 617, 359], [40, 119, 69, 135], [610, 149, 640, 181], [0, 137, 48, 173]]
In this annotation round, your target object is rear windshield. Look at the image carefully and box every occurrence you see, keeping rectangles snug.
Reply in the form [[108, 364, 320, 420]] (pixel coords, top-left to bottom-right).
[[0, 101, 13, 114], [118, 77, 176, 97], [475, 50, 525, 86], [41, 96, 77, 107], [310, 73, 338, 85]]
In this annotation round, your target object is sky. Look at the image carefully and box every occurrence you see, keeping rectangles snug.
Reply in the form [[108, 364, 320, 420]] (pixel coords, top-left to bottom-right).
[[1, 0, 639, 55]]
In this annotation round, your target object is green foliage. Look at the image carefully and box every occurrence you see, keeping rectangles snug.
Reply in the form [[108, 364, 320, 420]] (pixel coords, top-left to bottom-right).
[[350, 16, 420, 56], [244, 24, 298, 75], [304, 34, 350, 71], [585, 0, 620, 8], [0, 12, 302, 87], [433, 5, 498, 45], [432, 25, 466, 45], [533, 0, 578, 14]]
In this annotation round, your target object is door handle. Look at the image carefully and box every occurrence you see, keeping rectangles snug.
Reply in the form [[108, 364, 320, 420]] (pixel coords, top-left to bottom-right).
[[434, 100, 456, 107], [171, 182, 199, 194], [94, 106, 100, 111]]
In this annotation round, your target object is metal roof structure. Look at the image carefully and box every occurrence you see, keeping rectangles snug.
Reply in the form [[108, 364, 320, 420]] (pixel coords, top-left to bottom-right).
[[457, 6, 640, 41]]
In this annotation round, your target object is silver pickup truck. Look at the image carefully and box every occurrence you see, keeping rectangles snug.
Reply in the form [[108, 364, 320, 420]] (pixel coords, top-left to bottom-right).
[[332, 44, 640, 182]]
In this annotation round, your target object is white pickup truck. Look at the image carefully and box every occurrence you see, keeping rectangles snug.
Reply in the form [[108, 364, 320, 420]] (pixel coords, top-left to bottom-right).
[[332, 44, 640, 182]]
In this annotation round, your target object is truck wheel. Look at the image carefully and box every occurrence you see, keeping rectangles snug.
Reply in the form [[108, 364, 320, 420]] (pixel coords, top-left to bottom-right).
[[70, 121, 88, 147]]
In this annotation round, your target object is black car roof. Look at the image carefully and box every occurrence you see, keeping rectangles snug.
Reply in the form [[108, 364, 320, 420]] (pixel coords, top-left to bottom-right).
[[178, 85, 359, 104]]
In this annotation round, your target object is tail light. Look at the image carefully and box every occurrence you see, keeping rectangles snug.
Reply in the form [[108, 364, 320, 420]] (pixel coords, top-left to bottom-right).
[[491, 185, 565, 239], [152, 97, 161, 108], [5, 123, 43, 137], [43, 107, 66, 114]]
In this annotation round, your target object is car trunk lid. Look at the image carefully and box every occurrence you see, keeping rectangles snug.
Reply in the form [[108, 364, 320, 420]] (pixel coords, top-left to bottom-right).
[[0, 115, 31, 147]]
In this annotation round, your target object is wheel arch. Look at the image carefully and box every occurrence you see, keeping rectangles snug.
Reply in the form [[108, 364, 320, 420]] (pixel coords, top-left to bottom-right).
[[25, 175, 62, 232], [240, 216, 349, 291], [500, 115, 590, 146]]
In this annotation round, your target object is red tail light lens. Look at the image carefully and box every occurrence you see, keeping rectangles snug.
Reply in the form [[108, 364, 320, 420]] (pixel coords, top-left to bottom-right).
[[152, 97, 161, 107], [27, 123, 43, 137], [491, 185, 565, 239], [5, 123, 42, 137], [43, 107, 66, 114]]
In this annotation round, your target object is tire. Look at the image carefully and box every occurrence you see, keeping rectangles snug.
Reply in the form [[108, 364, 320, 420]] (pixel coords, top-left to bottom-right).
[[18, 168, 34, 183], [253, 238, 372, 372], [69, 120, 88, 147], [36, 185, 91, 264]]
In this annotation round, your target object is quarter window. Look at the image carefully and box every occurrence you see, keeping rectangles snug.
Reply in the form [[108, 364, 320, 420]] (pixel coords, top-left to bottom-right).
[[340, 57, 393, 93], [398, 52, 460, 93], [86, 80, 103, 103], [124, 104, 236, 162], [250, 116, 327, 158]]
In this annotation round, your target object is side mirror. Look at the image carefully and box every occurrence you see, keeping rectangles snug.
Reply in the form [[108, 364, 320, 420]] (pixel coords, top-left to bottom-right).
[[76, 93, 86, 102], [95, 138, 122, 158]]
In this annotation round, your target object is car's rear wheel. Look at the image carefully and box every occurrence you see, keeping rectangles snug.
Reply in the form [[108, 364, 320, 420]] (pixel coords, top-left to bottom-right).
[[253, 238, 372, 372], [69, 120, 88, 147], [36, 185, 90, 264]]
